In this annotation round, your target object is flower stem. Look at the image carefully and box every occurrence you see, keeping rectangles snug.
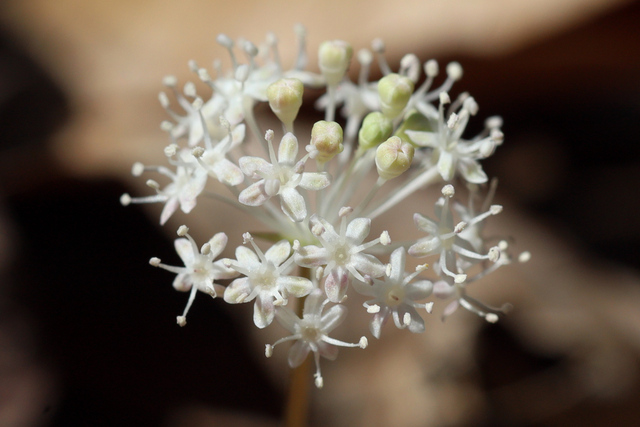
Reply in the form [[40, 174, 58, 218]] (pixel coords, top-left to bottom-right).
[[284, 269, 312, 427]]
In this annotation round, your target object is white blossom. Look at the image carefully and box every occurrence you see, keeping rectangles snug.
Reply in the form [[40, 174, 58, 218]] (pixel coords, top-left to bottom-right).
[[238, 131, 330, 222], [265, 289, 367, 388], [406, 92, 503, 184], [295, 209, 387, 302], [354, 247, 433, 338], [149, 227, 238, 326], [224, 233, 313, 328]]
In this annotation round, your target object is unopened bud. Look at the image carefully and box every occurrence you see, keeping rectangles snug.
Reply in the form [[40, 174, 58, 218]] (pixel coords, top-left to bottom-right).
[[378, 73, 414, 119], [358, 112, 393, 151], [318, 40, 353, 86], [375, 136, 414, 180], [309, 120, 344, 163], [266, 78, 304, 128]]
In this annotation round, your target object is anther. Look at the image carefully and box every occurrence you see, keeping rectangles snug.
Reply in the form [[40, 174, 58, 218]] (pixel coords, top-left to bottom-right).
[[149, 257, 161, 267], [485, 313, 499, 323], [132, 162, 145, 176], [380, 231, 391, 245], [146, 180, 160, 190], [191, 146, 205, 158], [183, 82, 197, 98], [446, 62, 463, 81], [339, 206, 353, 218], [425, 59, 439, 77], [177, 225, 189, 236], [518, 251, 531, 263], [162, 75, 177, 87], [442, 184, 455, 198], [359, 336, 368, 349], [120, 193, 131, 206], [403, 312, 411, 326], [490, 205, 503, 215], [367, 304, 381, 314]]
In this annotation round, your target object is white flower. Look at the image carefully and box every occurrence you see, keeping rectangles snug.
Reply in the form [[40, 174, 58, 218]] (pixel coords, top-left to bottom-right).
[[238, 131, 330, 222], [406, 92, 503, 184], [354, 247, 433, 338], [192, 121, 245, 186], [149, 226, 238, 326], [408, 185, 501, 283], [224, 233, 313, 328], [294, 208, 387, 302], [265, 288, 367, 388], [121, 154, 207, 225]]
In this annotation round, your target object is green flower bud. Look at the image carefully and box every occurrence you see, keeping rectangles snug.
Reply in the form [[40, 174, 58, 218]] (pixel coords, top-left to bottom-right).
[[394, 110, 432, 145], [310, 120, 344, 163], [375, 136, 414, 180], [318, 40, 353, 86], [267, 78, 304, 129], [358, 112, 393, 152], [378, 73, 414, 119]]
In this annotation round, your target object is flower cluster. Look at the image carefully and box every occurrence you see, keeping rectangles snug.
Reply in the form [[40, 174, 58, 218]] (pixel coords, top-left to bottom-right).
[[123, 27, 528, 388]]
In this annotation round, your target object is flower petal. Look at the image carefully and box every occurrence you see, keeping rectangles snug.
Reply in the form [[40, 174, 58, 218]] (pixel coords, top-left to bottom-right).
[[211, 158, 244, 186], [346, 217, 371, 244], [406, 280, 434, 301], [299, 172, 330, 191], [288, 340, 311, 368], [174, 238, 195, 266], [207, 232, 228, 259], [224, 277, 253, 304], [265, 240, 291, 266], [239, 181, 269, 206], [437, 150, 456, 181], [294, 245, 327, 267], [160, 197, 179, 225], [279, 276, 313, 298], [458, 158, 488, 184], [413, 213, 438, 234], [370, 308, 390, 339], [320, 304, 347, 333], [253, 293, 275, 328], [389, 247, 406, 284], [408, 237, 440, 257], [317, 341, 339, 360], [280, 187, 307, 222], [275, 306, 299, 334], [239, 156, 271, 178], [324, 269, 349, 303], [278, 132, 299, 165], [405, 130, 439, 148], [303, 288, 325, 316], [235, 245, 260, 268], [350, 253, 385, 277]]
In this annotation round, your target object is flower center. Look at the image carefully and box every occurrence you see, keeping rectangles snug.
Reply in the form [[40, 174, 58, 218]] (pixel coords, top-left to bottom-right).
[[384, 285, 405, 307], [299, 324, 322, 342], [333, 246, 350, 265], [255, 265, 278, 290]]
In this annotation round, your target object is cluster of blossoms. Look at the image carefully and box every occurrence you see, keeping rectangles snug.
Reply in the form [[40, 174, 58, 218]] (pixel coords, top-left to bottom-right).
[[122, 26, 528, 388]]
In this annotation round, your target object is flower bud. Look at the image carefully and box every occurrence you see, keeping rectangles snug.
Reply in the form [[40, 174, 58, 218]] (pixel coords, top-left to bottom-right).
[[309, 120, 344, 163], [375, 136, 414, 180], [266, 78, 304, 128], [378, 73, 414, 119], [394, 110, 432, 145], [358, 112, 393, 151], [318, 40, 353, 86]]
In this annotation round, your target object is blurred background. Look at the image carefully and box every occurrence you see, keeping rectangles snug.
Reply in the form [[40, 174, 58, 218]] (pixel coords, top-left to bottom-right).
[[0, 0, 639, 426]]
